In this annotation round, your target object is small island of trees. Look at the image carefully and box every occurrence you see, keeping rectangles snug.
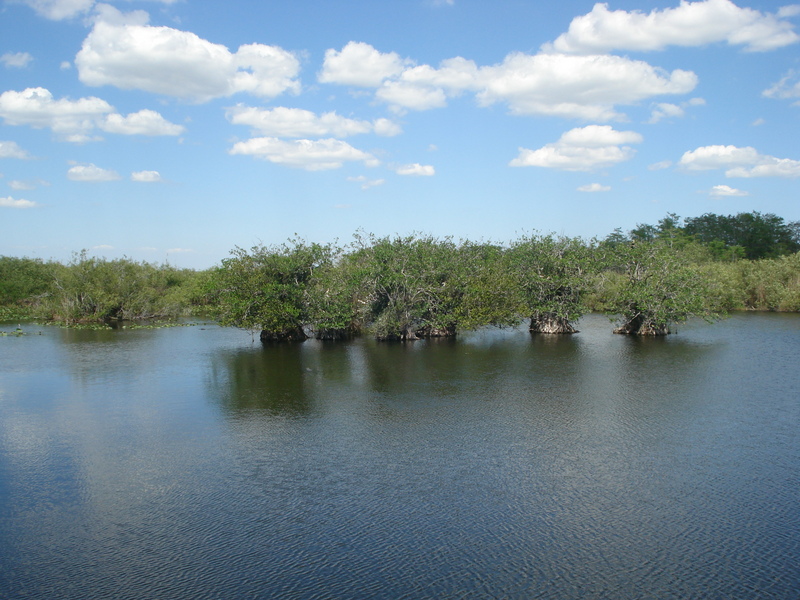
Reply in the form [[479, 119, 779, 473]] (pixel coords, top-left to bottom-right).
[[2, 211, 799, 340]]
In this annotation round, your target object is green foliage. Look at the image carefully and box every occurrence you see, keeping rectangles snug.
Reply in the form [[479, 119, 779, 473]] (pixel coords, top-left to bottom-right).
[[7, 210, 800, 338], [0, 256, 56, 308], [35, 252, 193, 324], [305, 243, 365, 339], [506, 234, 593, 332], [212, 239, 330, 340], [456, 241, 521, 330], [356, 234, 467, 340], [684, 211, 799, 260], [601, 241, 716, 335]]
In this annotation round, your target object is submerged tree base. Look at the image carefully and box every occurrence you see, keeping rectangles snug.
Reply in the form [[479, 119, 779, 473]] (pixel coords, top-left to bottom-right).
[[613, 316, 670, 335], [260, 327, 308, 343], [529, 315, 578, 334], [314, 328, 355, 341], [375, 324, 457, 341]]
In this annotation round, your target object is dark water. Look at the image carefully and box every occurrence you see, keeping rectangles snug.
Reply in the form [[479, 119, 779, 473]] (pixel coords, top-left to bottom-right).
[[1, 314, 798, 599]]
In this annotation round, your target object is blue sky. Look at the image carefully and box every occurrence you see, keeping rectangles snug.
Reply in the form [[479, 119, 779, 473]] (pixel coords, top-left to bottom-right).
[[1, 0, 799, 269]]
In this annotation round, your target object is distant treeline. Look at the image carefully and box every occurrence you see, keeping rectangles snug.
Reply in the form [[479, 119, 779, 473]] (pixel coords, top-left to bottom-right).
[[2, 211, 799, 337]]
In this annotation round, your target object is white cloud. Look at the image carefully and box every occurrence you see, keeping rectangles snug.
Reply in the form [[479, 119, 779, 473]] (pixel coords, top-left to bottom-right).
[[229, 137, 379, 171], [511, 125, 643, 171], [67, 163, 121, 182], [0, 87, 183, 140], [0, 87, 112, 136], [319, 43, 697, 120], [577, 183, 611, 192], [319, 41, 410, 87], [9, 179, 48, 190], [376, 80, 449, 112], [0, 140, 32, 159], [102, 110, 184, 136], [477, 53, 696, 120], [763, 69, 800, 103], [0, 196, 37, 208], [19, 0, 95, 20], [9, 180, 35, 190], [396, 163, 435, 176], [131, 170, 163, 182], [710, 184, 749, 197], [648, 97, 706, 123], [374, 57, 481, 112], [1, 52, 34, 68], [649, 160, 673, 170], [546, 0, 800, 55], [373, 118, 403, 137], [89, 3, 150, 27], [648, 102, 684, 123], [679, 145, 761, 170], [679, 145, 800, 177], [226, 105, 400, 138], [727, 160, 800, 178], [347, 175, 385, 190], [76, 21, 301, 103]]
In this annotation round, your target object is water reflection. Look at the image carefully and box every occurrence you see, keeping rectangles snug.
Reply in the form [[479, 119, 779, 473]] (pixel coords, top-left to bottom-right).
[[210, 344, 313, 415], [1, 314, 799, 599]]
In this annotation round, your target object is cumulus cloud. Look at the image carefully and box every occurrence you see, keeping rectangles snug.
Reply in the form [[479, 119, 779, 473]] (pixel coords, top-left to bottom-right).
[[678, 145, 800, 177], [395, 163, 435, 176], [511, 125, 643, 171], [0, 140, 32, 159], [319, 41, 410, 87], [648, 102, 684, 123], [710, 184, 749, 197], [319, 42, 697, 120], [103, 110, 185, 136], [226, 105, 401, 138], [374, 57, 481, 112], [131, 170, 163, 183], [0, 196, 37, 208], [76, 21, 301, 103], [647, 98, 705, 123], [477, 53, 696, 120], [546, 0, 800, 55], [1, 52, 34, 68], [19, 0, 95, 20], [0, 87, 183, 140], [67, 163, 121, 182], [229, 137, 379, 171], [577, 183, 611, 192], [0, 87, 112, 136]]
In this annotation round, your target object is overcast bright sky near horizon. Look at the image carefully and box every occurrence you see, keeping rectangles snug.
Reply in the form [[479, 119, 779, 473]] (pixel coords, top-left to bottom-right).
[[1, 0, 799, 269]]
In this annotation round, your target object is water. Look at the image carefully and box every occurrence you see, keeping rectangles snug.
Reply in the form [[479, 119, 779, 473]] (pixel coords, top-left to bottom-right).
[[1, 314, 799, 599]]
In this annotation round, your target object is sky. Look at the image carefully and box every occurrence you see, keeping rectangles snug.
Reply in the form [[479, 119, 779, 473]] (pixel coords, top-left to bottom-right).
[[1, 0, 799, 269]]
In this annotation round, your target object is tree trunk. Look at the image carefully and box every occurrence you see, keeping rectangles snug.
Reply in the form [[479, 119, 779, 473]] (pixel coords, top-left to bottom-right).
[[416, 324, 457, 338], [529, 314, 578, 334], [260, 327, 308, 342], [314, 328, 354, 340], [613, 314, 670, 335]]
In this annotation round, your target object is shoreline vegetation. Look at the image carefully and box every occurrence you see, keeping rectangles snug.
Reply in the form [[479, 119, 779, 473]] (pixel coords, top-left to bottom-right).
[[2, 211, 799, 338]]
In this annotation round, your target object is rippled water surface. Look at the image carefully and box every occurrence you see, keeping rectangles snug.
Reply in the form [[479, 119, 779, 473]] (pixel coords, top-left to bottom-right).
[[1, 314, 799, 599]]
